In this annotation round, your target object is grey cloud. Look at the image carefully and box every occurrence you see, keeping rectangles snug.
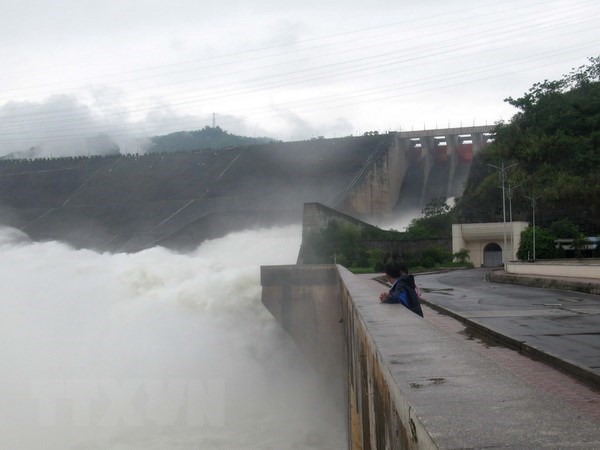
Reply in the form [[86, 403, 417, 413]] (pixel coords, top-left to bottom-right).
[[0, 95, 109, 158], [0, 95, 135, 158], [0, 94, 284, 158]]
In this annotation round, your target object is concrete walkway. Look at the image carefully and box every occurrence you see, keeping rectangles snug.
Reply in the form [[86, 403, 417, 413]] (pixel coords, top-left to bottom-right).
[[414, 268, 600, 388], [354, 269, 600, 447]]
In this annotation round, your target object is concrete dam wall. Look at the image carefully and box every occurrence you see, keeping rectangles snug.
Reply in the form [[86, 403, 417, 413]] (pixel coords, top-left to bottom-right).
[[261, 264, 600, 449], [0, 127, 491, 251]]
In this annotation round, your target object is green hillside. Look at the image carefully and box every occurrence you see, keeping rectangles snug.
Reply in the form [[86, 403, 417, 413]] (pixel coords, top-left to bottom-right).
[[146, 126, 274, 154], [456, 57, 600, 234]]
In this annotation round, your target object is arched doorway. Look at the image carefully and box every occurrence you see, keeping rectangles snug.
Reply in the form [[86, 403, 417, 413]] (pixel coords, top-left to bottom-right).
[[483, 243, 503, 267]]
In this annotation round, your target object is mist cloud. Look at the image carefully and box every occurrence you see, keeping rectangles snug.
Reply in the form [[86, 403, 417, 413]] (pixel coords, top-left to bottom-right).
[[0, 95, 127, 158], [0, 94, 332, 158], [0, 225, 345, 449]]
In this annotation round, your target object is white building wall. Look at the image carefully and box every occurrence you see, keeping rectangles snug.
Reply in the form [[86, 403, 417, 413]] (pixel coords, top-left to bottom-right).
[[452, 222, 529, 266]]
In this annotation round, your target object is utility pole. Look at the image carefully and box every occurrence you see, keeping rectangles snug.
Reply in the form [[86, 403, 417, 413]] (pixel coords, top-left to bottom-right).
[[488, 162, 518, 270], [524, 194, 543, 260], [212, 113, 216, 128], [505, 182, 522, 261]]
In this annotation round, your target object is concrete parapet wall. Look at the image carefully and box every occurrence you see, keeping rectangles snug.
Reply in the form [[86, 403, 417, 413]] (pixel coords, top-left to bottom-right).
[[337, 268, 433, 449], [262, 264, 600, 449], [261, 264, 427, 449], [507, 259, 600, 280]]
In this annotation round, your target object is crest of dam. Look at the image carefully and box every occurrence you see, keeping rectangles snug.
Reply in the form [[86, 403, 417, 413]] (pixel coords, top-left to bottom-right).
[[0, 126, 493, 252]]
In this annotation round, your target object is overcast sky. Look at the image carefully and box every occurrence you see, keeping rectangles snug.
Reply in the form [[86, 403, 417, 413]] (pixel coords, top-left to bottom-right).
[[0, 0, 598, 156]]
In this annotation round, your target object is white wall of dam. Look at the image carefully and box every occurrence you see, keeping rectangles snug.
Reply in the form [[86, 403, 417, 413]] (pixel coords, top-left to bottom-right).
[[346, 136, 406, 217]]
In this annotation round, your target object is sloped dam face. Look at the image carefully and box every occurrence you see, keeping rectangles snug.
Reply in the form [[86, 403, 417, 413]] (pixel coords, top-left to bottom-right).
[[0, 136, 383, 252], [0, 130, 487, 253]]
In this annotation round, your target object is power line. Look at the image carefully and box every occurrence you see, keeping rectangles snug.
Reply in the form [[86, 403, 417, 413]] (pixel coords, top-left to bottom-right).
[[0, 3, 597, 146], [0, 51, 595, 144], [1, 48, 594, 144], [0, 0, 545, 95], [2, 8, 597, 130], [3, 0, 595, 116]]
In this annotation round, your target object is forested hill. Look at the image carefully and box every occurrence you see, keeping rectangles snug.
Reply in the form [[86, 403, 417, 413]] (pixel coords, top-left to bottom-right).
[[146, 126, 274, 153], [456, 57, 600, 234]]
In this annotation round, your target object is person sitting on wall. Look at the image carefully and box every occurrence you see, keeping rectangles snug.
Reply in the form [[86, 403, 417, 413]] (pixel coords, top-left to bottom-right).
[[379, 262, 424, 317]]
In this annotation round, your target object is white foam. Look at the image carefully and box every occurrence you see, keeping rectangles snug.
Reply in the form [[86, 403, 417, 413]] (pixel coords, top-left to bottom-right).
[[0, 225, 345, 449]]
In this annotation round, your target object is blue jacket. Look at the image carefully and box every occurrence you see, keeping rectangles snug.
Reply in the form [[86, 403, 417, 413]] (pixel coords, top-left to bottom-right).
[[384, 274, 424, 317]]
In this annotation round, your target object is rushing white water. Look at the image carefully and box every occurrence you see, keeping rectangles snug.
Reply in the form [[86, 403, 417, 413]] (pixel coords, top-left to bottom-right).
[[0, 225, 345, 449], [375, 209, 422, 233]]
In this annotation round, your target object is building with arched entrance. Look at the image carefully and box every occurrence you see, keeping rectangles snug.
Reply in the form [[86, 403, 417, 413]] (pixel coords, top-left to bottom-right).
[[452, 222, 529, 267]]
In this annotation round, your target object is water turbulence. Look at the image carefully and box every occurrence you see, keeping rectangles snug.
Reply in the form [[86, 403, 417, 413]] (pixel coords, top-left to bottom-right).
[[0, 225, 345, 449]]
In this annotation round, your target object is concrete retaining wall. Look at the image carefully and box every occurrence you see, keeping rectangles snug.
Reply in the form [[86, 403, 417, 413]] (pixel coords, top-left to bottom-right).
[[507, 259, 600, 280], [260, 265, 345, 381], [301, 203, 376, 239], [363, 238, 451, 253], [489, 269, 600, 296]]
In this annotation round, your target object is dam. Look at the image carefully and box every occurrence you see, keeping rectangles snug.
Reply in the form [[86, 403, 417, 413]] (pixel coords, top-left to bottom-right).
[[3, 126, 599, 447], [0, 127, 492, 252], [13, 125, 582, 448]]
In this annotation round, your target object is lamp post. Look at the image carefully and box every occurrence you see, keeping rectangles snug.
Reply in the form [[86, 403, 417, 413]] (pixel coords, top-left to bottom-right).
[[505, 182, 522, 261], [524, 194, 543, 260], [488, 162, 518, 270]]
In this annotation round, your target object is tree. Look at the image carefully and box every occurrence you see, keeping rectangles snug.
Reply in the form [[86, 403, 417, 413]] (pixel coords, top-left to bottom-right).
[[453, 248, 471, 264], [456, 56, 600, 233], [300, 221, 369, 267], [422, 198, 451, 218], [548, 218, 581, 239], [517, 226, 558, 260], [405, 199, 454, 239], [146, 126, 273, 154]]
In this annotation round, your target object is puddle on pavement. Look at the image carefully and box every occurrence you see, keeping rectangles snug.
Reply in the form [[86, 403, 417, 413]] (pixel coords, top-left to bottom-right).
[[421, 287, 454, 295], [558, 297, 584, 303], [460, 327, 503, 349], [410, 378, 447, 390]]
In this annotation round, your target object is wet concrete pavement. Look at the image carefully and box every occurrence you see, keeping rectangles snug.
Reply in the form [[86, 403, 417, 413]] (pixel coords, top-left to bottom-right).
[[415, 268, 600, 386], [356, 268, 600, 444]]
